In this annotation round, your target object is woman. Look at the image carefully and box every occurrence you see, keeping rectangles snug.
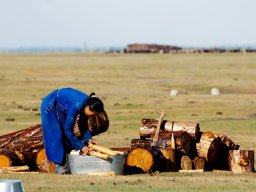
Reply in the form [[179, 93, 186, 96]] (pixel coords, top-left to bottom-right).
[[40, 88, 108, 174]]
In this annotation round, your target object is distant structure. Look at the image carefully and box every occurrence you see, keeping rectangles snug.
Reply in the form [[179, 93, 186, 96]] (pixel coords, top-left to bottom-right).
[[170, 89, 179, 96], [124, 43, 182, 53], [211, 88, 220, 96], [124, 43, 256, 54]]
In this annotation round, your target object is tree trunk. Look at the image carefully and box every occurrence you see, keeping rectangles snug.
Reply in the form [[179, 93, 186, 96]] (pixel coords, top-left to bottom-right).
[[0, 124, 52, 171], [126, 148, 153, 174], [228, 150, 254, 173], [140, 119, 200, 140], [196, 132, 222, 164]]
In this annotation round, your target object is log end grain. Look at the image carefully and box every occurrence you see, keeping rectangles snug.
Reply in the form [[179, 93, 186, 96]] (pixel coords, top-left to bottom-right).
[[193, 156, 206, 170], [229, 150, 254, 173], [152, 147, 176, 172], [0, 154, 11, 167], [36, 148, 55, 173], [181, 155, 192, 170], [126, 148, 153, 173], [196, 132, 222, 164]]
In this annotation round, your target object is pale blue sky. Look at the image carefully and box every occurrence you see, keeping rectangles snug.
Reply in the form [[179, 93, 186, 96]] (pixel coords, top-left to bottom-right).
[[0, 0, 255, 48]]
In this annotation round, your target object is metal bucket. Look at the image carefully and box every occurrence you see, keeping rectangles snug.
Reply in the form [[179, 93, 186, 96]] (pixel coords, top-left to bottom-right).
[[67, 154, 126, 175], [0, 180, 24, 192]]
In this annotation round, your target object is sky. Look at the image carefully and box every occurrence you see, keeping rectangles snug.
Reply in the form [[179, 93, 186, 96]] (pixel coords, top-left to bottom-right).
[[0, 0, 256, 49]]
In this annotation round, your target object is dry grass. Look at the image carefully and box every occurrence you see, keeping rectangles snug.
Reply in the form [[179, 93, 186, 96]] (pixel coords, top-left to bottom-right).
[[1, 172, 256, 192], [0, 53, 256, 191]]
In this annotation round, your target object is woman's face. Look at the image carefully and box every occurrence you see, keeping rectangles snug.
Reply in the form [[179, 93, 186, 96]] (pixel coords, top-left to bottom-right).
[[84, 106, 96, 116]]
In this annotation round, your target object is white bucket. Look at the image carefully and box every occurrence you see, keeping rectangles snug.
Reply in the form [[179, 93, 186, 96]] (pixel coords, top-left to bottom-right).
[[0, 180, 24, 192], [67, 154, 126, 175]]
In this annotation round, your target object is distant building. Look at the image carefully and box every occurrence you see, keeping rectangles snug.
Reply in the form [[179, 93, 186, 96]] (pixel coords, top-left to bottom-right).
[[124, 43, 182, 53], [124, 43, 256, 54]]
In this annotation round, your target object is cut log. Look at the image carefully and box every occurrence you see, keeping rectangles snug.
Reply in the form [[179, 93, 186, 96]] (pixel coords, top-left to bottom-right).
[[126, 148, 153, 173], [206, 132, 239, 170], [212, 143, 230, 170], [164, 121, 200, 140], [88, 151, 110, 160], [179, 169, 204, 173], [159, 131, 191, 154], [0, 124, 43, 170], [151, 147, 176, 172], [87, 171, 116, 176], [0, 165, 29, 172], [193, 156, 206, 170], [212, 170, 232, 173], [88, 143, 124, 155], [228, 150, 254, 173], [140, 119, 200, 140], [180, 155, 192, 170], [196, 132, 222, 164], [214, 134, 240, 150], [110, 147, 130, 154], [130, 139, 152, 151], [0, 154, 11, 167], [36, 148, 55, 173], [160, 147, 176, 172], [130, 134, 190, 155], [159, 148, 176, 166]]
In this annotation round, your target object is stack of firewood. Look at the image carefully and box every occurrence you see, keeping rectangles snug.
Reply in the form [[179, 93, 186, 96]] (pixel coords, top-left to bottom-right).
[[125, 117, 254, 174], [0, 117, 254, 174], [0, 124, 54, 173]]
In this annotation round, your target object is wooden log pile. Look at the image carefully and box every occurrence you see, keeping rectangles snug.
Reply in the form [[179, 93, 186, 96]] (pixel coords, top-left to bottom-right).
[[125, 116, 254, 174], [0, 113, 254, 175], [0, 124, 54, 173]]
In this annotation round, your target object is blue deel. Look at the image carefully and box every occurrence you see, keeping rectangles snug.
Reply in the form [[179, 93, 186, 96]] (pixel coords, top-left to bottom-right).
[[40, 88, 91, 164]]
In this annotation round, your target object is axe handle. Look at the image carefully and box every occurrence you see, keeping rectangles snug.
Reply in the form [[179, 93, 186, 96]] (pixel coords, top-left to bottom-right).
[[88, 143, 124, 156], [153, 111, 165, 142], [170, 121, 176, 149]]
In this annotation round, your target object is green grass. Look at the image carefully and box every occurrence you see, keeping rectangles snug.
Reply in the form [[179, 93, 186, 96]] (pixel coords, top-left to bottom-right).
[[0, 53, 256, 191]]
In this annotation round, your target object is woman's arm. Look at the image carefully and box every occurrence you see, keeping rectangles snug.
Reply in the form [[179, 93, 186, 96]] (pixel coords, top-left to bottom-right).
[[64, 108, 87, 150]]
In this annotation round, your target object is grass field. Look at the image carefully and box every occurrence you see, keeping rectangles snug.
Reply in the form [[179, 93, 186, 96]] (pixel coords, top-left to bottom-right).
[[0, 53, 256, 191]]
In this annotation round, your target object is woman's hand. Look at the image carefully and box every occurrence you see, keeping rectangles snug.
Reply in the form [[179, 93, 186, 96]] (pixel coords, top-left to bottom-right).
[[89, 139, 98, 145], [80, 146, 91, 155]]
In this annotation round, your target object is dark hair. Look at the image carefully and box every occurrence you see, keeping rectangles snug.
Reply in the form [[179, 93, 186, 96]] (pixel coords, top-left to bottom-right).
[[87, 93, 104, 113]]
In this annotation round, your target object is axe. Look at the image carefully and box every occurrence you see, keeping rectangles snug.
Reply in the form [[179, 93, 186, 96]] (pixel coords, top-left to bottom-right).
[[170, 121, 176, 149], [151, 111, 166, 148]]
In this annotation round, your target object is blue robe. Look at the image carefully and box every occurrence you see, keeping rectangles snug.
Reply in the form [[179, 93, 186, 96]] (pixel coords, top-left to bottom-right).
[[40, 88, 91, 164]]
